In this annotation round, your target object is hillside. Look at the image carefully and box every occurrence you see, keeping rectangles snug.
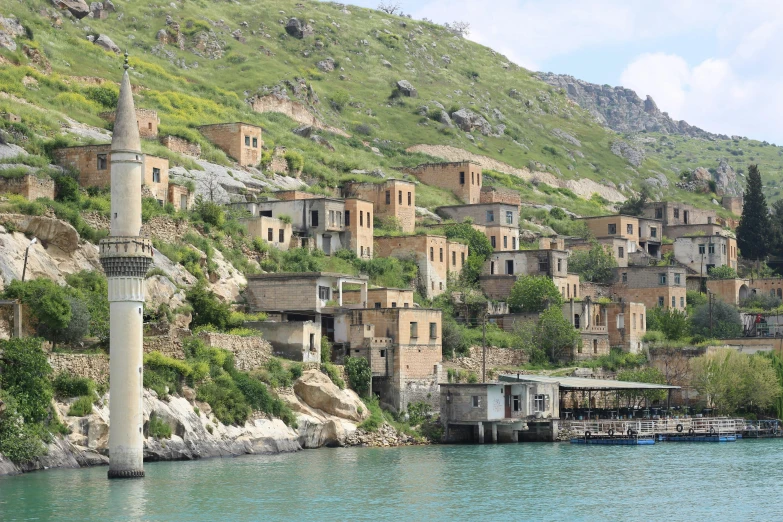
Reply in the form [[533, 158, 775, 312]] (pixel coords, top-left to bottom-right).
[[1, 0, 781, 216]]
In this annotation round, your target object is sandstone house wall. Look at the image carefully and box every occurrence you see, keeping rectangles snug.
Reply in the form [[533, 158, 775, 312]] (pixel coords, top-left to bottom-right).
[[0, 174, 55, 201], [160, 135, 201, 157], [101, 108, 159, 139]]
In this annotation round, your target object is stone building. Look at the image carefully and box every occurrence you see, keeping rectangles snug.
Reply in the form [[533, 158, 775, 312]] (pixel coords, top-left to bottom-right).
[[707, 278, 783, 305], [642, 201, 718, 228], [160, 135, 201, 157], [673, 235, 738, 274], [479, 186, 522, 206], [605, 300, 646, 354], [664, 223, 728, 240], [343, 179, 416, 233], [722, 196, 743, 216], [0, 173, 55, 201], [436, 202, 520, 251], [167, 182, 193, 211], [239, 215, 293, 251], [349, 307, 443, 412], [52, 144, 169, 201], [273, 189, 322, 201], [244, 319, 321, 363], [480, 249, 579, 301], [402, 161, 482, 204], [198, 122, 263, 167], [342, 288, 414, 309], [578, 214, 663, 261], [101, 108, 159, 139], [611, 266, 687, 311], [375, 235, 468, 298], [565, 236, 637, 268], [255, 196, 373, 258], [563, 298, 611, 359]]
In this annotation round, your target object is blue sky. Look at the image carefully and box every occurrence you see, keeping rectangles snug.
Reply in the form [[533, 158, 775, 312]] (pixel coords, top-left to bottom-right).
[[344, 0, 783, 144]]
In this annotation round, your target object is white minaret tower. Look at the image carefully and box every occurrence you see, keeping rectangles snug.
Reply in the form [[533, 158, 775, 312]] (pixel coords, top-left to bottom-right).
[[101, 54, 153, 479]]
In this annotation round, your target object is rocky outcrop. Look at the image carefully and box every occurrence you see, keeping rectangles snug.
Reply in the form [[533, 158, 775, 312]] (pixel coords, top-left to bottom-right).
[[315, 57, 334, 72], [610, 140, 645, 167], [538, 72, 726, 139], [94, 34, 120, 53], [285, 18, 313, 39], [714, 159, 742, 197], [0, 214, 80, 253], [451, 109, 495, 136], [396, 80, 417, 98], [293, 370, 368, 423], [53, 0, 90, 19], [0, 15, 25, 52]]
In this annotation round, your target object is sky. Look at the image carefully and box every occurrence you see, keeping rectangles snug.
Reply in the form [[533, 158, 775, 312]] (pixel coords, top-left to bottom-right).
[[345, 0, 783, 144]]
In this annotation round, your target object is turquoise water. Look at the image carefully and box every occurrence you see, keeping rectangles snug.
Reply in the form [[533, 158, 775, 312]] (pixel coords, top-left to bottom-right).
[[2, 441, 782, 521]]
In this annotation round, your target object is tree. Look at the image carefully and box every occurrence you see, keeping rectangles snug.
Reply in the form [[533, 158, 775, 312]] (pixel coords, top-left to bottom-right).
[[616, 186, 651, 216], [345, 357, 371, 398], [186, 280, 237, 331], [736, 164, 770, 260], [444, 222, 493, 285], [534, 307, 578, 362], [508, 276, 563, 313], [377, 2, 401, 14], [690, 299, 742, 338], [0, 337, 53, 423], [617, 367, 668, 407], [646, 307, 689, 340], [4, 278, 72, 342], [708, 265, 738, 279], [568, 241, 618, 283]]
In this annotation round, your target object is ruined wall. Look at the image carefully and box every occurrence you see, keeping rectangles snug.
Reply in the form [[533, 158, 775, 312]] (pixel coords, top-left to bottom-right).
[[453, 345, 529, 372], [196, 331, 273, 371], [198, 123, 263, 166], [101, 108, 159, 138], [167, 183, 192, 211], [402, 162, 481, 204], [48, 353, 110, 384], [245, 320, 320, 363], [0, 174, 55, 201], [160, 135, 201, 157], [480, 186, 521, 205]]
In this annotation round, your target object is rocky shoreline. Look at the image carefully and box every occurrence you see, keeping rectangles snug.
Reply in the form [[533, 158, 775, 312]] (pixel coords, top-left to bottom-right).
[[0, 370, 423, 477]]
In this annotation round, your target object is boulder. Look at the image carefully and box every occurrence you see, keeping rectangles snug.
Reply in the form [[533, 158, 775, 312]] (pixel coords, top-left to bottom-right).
[[285, 18, 313, 39], [1, 214, 80, 253], [315, 57, 334, 72], [610, 140, 645, 167], [293, 370, 368, 422], [292, 124, 313, 138], [451, 108, 493, 135], [692, 167, 711, 182], [53, 0, 90, 19], [0, 16, 25, 52], [94, 34, 120, 53], [396, 79, 417, 98], [438, 110, 453, 127], [381, 59, 391, 68]]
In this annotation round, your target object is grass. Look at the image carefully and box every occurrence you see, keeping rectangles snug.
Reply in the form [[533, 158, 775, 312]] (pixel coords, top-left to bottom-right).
[[67, 395, 94, 417]]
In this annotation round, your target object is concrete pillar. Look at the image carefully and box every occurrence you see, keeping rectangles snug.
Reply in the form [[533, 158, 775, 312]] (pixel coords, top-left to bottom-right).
[[477, 422, 485, 444], [511, 430, 519, 442], [12, 301, 22, 338], [490, 422, 498, 443], [338, 279, 343, 306]]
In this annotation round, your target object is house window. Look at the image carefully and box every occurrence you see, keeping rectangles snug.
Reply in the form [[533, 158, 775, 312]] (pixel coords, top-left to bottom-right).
[[618, 247, 624, 259], [472, 396, 480, 408], [608, 224, 617, 234], [655, 208, 663, 219], [674, 273, 681, 284], [722, 244, 727, 254], [430, 322, 437, 339], [461, 252, 465, 264], [658, 296, 664, 307], [506, 211, 513, 225], [674, 209, 679, 218], [337, 211, 342, 226], [430, 247, 434, 261], [367, 212, 371, 227], [503, 236, 508, 249], [699, 244, 706, 254], [506, 260, 514, 275], [156, 199, 164, 206], [268, 228, 273, 241], [385, 190, 391, 205], [329, 210, 335, 226], [279, 229, 284, 243], [375, 302, 381, 309], [672, 296, 676, 308], [252, 137, 258, 148], [557, 258, 562, 272], [439, 248, 444, 262], [452, 251, 456, 266], [245, 135, 250, 146], [408, 192, 412, 205], [152, 168, 161, 183], [97, 154, 108, 170], [439, 282, 443, 290], [486, 210, 495, 223], [345, 210, 351, 226], [490, 236, 496, 248], [538, 258, 549, 272], [513, 395, 521, 412], [632, 313, 636, 329], [512, 237, 517, 249], [627, 224, 633, 235], [360, 211, 364, 227], [659, 273, 667, 285], [680, 296, 685, 308], [708, 243, 715, 254], [318, 286, 330, 300], [622, 272, 627, 283], [391, 302, 397, 308], [404, 303, 409, 308], [459, 172, 465, 185], [533, 394, 546, 412], [399, 191, 403, 204], [410, 322, 418, 338], [472, 172, 475, 185], [311, 210, 319, 227], [380, 349, 386, 357], [651, 227, 657, 238], [490, 261, 495, 275]]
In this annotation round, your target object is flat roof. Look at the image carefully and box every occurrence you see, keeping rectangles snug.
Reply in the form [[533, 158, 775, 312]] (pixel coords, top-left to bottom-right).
[[498, 374, 679, 390], [436, 202, 518, 210], [247, 272, 368, 280], [197, 121, 263, 129], [579, 214, 663, 223]]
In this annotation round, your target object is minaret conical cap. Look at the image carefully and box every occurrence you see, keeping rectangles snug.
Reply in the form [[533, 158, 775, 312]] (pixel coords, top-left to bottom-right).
[[112, 69, 141, 152]]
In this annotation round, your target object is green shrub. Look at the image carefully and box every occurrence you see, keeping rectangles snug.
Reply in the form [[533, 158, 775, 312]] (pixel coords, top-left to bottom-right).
[[322, 362, 345, 389], [359, 396, 384, 432], [148, 413, 172, 439], [284, 150, 304, 172], [68, 395, 94, 417], [345, 357, 371, 397], [642, 330, 666, 343], [0, 337, 53, 423], [327, 90, 350, 111], [321, 336, 332, 364], [0, 392, 47, 463], [508, 276, 563, 312], [53, 372, 96, 398]]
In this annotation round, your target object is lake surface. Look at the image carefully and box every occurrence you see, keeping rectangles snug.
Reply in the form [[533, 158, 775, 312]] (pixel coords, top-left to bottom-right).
[[2, 440, 782, 521]]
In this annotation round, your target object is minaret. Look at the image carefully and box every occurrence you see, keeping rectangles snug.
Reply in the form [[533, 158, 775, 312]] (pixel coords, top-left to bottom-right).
[[100, 53, 153, 479]]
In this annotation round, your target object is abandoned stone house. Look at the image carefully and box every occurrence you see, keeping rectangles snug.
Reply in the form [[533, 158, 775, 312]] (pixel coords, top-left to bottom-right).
[[238, 215, 293, 251], [342, 287, 414, 309], [610, 265, 687, 312], [160, 135, 202, 158], [402, 161, 482, 204], [721, 196, 743, 216], [343, 179, 417, 233], [664, 223, 729, 240], [198, 122, 263, 167], [480, 249, 579, 301], [0, 173, 55, 201], [349, 307, 443, 412], [101, 108, 159, 139], [167, 181, 193, 211], [578, 214, 664, 262], [375, 234, 468, 299], [642, 201, 718, 228], [707, 278, 783, 306], [254, 196, 374, 258], [52, 144, 171, 203], [565, 236, 637, 268], [672, 235, 738, 274], [439, 381, 559, 443], [563, 298, 611, 359], [436, 202, 520, 251], [479, 185, 522, 206], [604, 300, 647, 354]]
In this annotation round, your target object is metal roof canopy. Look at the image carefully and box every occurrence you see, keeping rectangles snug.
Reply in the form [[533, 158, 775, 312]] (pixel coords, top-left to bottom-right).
[[498, 374, 680, 391]]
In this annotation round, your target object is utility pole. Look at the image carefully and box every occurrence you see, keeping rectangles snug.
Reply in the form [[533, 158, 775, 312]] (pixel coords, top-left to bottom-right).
[[21, 237, 37, 281]]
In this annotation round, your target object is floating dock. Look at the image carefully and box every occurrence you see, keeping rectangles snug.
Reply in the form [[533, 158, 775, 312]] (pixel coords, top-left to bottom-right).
[[657, 433, 736, 443], [571, 436, 654, 446]]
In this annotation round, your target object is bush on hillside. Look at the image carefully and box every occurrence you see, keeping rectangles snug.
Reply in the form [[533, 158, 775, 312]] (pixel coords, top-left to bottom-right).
[[508, 276, 563, 313], [345, 357, 371, 398]]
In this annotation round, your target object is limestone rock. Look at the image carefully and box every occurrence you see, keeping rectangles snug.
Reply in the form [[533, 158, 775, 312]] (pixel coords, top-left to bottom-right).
[[293, 370, 368, 422], [53, 0, 90, 19], [285, 18, 313, 39], [714, 159, 742, 197], [551, 128, 581, 147], [610, 140, 645, 167], [293, 124, 314, 138], [94, 34, 120, 53], [451, 108, 493, 136], [396, 79, 417, 98], [315, 57, 334, 72], [1, 214, 80, 253], [0, 16, 25, 52], [381, 59, 391, 68]]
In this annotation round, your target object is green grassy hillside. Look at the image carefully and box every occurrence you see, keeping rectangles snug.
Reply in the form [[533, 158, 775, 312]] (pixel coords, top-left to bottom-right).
[[1, 0, 781, 214]]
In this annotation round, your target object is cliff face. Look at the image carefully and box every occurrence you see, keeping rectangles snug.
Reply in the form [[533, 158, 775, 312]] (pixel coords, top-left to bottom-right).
[[537, 73, 727, 140]]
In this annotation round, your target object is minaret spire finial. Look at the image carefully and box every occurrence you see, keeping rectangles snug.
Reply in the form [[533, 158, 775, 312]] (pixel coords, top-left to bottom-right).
[[124, 50, 129, 70]]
